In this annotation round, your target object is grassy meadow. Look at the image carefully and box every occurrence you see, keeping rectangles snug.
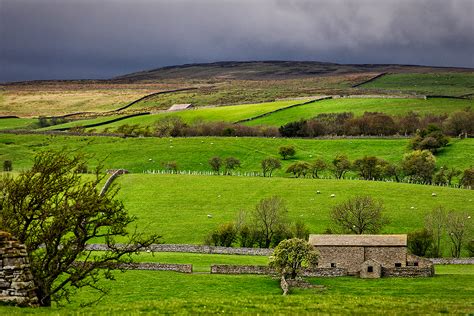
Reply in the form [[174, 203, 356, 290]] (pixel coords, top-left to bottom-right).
[[0, 118, 37, 130], [113, 174, 474, 248], [359, 73, 474, 96], [246, 97, 473, 126], [0, 265, 472, 314], [1, 134, 473, 175]]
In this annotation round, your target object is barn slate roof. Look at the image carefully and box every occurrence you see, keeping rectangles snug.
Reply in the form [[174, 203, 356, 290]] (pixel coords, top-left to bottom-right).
[[309, 234, 407, 246], [168, 103, 193, 111]]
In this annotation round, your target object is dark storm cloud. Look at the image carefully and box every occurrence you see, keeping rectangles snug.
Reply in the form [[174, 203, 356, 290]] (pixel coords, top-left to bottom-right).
[[0, 0, 473, 82]]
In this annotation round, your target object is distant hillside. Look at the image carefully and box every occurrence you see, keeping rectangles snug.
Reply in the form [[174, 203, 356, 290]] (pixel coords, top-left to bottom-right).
[[113, 60, 473, 81]]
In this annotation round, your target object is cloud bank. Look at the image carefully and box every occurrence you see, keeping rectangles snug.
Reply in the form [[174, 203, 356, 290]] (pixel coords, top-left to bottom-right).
[[1, 0, 473, 81]]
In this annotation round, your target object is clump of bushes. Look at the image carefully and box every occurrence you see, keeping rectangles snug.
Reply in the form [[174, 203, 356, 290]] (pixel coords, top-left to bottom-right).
[[204, 196, 310, 248]]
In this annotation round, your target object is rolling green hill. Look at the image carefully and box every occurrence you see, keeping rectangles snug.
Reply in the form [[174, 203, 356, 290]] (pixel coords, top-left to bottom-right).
[[1, 134, 472, 175]]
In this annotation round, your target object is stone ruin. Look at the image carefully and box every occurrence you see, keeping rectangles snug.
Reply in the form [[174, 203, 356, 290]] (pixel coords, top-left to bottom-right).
[[0, 231, 38, 307]]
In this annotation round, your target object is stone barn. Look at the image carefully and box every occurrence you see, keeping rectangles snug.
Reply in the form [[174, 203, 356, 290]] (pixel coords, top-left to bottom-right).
[[309, 234, 433, 278]]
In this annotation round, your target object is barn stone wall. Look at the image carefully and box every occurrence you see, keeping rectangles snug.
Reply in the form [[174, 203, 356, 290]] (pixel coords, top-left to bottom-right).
[[365, 247, 407, 268], [316, 246, 364, 273], [382, 267, 434, 277], [0, 232, 38, 307]]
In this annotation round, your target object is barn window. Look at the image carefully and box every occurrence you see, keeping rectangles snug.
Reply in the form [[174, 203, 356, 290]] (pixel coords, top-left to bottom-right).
[[414, 262, 419, 266], [331, 263, 336, 268], [367, 266, 373, 273], [395, 263, 402, 268]]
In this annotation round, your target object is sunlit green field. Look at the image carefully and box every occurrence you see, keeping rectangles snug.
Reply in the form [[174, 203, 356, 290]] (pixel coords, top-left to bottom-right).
[[245, 97, 473, 126], [88, 99, 310, 131], [360, 73, 474, 96], [0, 118, 37, 130], [112, 174, 474, 248], [1, 134, 472, 175], [1, 265, 472, 315]]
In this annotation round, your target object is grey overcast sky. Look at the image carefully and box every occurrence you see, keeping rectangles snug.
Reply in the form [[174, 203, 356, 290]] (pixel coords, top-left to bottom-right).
[[0, 0, 473, 82]]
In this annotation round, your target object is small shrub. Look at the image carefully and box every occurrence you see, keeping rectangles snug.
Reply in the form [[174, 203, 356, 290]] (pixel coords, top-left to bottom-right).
[[278, 146, 296, 160], [408, 229, 433, 257]]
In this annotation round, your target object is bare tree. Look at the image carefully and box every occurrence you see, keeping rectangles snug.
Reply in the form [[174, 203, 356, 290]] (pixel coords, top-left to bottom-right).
[[330, 196, 389, 234], [332, 154, 351, 179], [424, 207, 447, 257], [252, 196, 289, 248], [446, 211, 472, 258]]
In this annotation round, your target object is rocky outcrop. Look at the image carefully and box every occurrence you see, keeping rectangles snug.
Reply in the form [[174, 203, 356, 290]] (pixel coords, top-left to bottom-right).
[[0, 231, 38, 307]]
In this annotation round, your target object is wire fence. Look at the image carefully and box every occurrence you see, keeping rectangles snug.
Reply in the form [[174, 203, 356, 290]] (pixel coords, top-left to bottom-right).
[[142, 169, 471, 190]]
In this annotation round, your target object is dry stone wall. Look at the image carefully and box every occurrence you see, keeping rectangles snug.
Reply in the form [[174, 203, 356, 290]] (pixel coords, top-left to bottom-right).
[[86, 244, 273, 256], [0, 231, 38, 307], [210, 264, 347, 277], [109, 262, 192, 273]]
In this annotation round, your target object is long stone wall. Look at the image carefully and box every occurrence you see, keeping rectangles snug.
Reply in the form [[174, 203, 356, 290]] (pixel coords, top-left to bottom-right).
[[210, 264, 347, 277], [429, 258, 474, 265], [0, 232, 38, 307], [86, 244, 273, 256], [110, 262, 192, 273]]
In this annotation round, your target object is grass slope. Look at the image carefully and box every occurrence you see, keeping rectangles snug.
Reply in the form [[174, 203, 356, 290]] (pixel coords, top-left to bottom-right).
[[0, 118, 37, 130], [360, 73, 474, 96], [246, 97, 473, 126], [1, 266, 472, 314], [1, 134, 472, 175], [115, 174, 473, 248], [89, 99, 311, 131]]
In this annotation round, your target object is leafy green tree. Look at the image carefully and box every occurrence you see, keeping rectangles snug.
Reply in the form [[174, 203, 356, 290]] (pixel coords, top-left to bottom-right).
[[353, 156, 388, 180], [331, 154, 351, 179], [443, 109, 474, 137], [209, 156, 222, 174], [286, 161, 311, 178], [269, 238, 318, 280], [310, 158, 327, 179], [408, 229, 433, 257], [204, 222, 237, 247], [261, 157, 282, 177], [445, 167, 461, 186], [401, 150, 436, 183], [0, 151, 160, 306], [461, 167, 474, 187], [279, 145, 296, 160], [410, 126, 449, 153], [330, 196, 389, 234], [224, 157, 241, 175]]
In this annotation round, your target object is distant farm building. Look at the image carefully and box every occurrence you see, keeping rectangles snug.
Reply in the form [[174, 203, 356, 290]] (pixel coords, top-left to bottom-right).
[[309, 234, 433, 278], [168, 103, 194, 111]]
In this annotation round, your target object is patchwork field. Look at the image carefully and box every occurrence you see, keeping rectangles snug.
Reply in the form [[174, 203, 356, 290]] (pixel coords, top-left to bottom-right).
[[1, 134, 472, 175], [359, 73, 474, 96], [245, 97, 473, 126], [0, 265, 472, 314]]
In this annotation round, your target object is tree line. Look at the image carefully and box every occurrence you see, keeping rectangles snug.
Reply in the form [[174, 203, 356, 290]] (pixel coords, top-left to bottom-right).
[[98, 108, 473, 138]]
